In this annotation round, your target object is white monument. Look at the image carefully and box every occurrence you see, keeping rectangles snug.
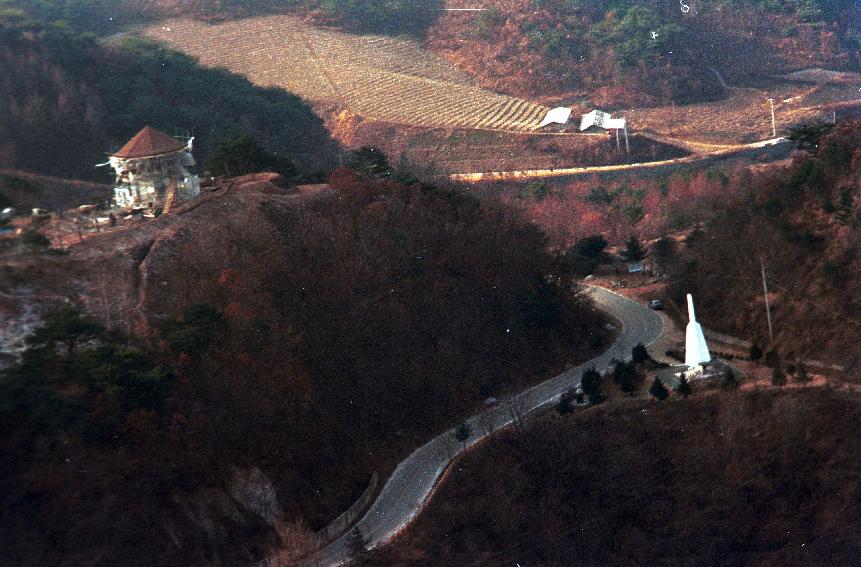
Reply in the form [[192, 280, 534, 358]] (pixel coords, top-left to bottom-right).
[[685, 294, 711, 368]]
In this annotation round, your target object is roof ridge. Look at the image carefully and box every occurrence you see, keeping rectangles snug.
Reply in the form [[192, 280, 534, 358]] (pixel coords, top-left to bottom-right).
[[111, 126, 187, 159]]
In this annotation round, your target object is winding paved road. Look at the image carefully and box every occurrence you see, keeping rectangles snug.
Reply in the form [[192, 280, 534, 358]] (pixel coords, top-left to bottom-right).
[[302, 286, 664, 566]]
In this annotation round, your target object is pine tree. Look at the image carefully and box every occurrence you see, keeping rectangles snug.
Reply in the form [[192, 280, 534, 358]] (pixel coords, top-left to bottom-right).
[[795, 361, 810, 383], [649, 377, 669, 400], [632, 343, 650, 363], [721, 367, 739, 390], [345, 146, 392, 178], [675, 375, 692, 397], [557, 395, 573, 415], [27, 304, 103, 358], [749, 344, 763, 361], [764, 350, 781, 369], [615, 361, 640, 395], [581, 368, 604, 403], [771, 365, 787, 386], [622, 234, 646, 262], [454, 422, 471, 449]]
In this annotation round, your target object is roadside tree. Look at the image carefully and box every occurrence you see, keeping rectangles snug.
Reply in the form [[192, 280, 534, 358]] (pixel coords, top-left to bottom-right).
[[771, 365, 787, 386], [556, 395, 573, 415], [622, 234, 646, 262], [632, 343, 650, 363], [795, 361, 810, 383], [649, 377, 669, 400], [721, 367, 739, 390], [581, 367, 604, 403], [454, 422, 472, 450], [675, 375, 692, 397]]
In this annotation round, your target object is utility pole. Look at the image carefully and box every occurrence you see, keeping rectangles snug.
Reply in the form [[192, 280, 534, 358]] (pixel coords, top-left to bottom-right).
[[766, 98, 777, 138], [760, 258, 774, 343]]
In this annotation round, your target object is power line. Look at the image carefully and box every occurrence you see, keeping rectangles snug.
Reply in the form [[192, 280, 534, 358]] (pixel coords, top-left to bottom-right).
[[760, 257, 774, 342]]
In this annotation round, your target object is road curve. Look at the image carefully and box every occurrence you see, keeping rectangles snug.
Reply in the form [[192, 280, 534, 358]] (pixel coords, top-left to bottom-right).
[[301, 286, 664, 566]]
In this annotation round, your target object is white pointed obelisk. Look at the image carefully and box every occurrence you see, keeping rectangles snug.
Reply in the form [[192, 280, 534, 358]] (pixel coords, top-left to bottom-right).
[[685, 294, 711, 368]]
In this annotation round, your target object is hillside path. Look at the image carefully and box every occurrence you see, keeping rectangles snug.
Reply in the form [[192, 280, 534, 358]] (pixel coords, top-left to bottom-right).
[[293, 286, 664, 566], [448, 137, 789, 181]]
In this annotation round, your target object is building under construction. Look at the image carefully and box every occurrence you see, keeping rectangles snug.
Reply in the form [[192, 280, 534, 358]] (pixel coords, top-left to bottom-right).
[[102, 126, 199, 213]]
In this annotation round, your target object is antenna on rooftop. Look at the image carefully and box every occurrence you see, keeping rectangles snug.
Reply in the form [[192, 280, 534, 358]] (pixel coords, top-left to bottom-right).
[[173, 127, 192, 140]]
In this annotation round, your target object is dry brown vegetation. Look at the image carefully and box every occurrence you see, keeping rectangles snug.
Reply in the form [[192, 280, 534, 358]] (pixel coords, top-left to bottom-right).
[[628, 85, 861, 148], [0, 172, 610, 566], [401, 129, 686, 174], [666, 117, 861, 368], [137, 12, 860, 166], [370, 387, 861, 567], [140, 16, 551, 133], [429, 0, 860, 107]]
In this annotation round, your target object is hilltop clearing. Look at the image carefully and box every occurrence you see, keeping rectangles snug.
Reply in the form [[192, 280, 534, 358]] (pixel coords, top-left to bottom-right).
[[0, 172, 609, 566], [370, 387, 861, 566]]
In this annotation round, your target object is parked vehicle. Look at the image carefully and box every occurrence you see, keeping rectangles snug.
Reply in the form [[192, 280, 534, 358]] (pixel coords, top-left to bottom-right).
[[649, 299, 664, 310]]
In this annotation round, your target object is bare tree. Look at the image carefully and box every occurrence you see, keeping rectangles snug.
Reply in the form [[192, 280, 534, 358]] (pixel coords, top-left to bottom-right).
[[505, 395, 530, 436], [440, 434, 457, 462], [269, 518, 319, 566], [474, 411, 496, 438]]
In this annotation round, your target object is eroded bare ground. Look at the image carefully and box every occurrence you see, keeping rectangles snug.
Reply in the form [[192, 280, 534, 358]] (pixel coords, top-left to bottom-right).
[[0, 175, 312, 353]]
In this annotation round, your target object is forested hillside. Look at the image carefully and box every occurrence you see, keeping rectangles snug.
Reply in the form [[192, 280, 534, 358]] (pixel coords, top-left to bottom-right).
[[428, 0, 861, 106], [4, 0, 444, 35], [0, 11, 339, 180], [0, 172, 608, 566], [667, 117, 861, 365], [370, 388, 861, 566]]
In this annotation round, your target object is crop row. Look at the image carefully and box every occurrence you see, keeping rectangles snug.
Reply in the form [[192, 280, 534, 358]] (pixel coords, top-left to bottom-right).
[[141, 16, 551, 132]]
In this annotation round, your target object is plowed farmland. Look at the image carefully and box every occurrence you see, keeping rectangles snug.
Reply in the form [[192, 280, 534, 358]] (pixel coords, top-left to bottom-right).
[[628, 84, 861, 148], [140, 16, 551, 132]]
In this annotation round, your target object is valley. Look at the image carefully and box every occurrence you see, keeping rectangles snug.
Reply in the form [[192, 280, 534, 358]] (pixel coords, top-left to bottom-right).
[[2, 2, 861, 566], [138, 14, 861, 176]]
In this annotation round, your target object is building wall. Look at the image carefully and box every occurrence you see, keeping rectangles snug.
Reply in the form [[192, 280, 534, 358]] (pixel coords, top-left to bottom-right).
[[110, 149, 199, 211]]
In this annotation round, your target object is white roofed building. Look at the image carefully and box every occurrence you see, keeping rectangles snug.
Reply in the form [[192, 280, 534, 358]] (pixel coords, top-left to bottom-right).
[[579, 109, 626, 132], [539, 107, 573, 128], [101, 126, 200, 214]]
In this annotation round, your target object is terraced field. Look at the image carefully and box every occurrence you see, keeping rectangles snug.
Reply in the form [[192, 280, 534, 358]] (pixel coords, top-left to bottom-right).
[[140, 16, 550, 132]]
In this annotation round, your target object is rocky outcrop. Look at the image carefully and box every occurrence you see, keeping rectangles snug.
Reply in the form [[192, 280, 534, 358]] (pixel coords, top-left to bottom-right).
[[229, 466, 283, 526], [167, 465, 283, 553]]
